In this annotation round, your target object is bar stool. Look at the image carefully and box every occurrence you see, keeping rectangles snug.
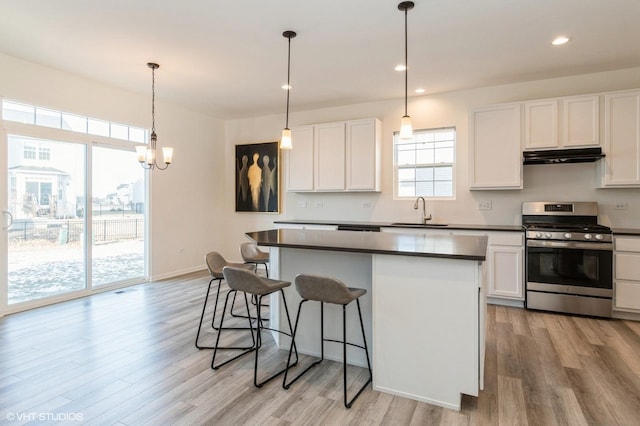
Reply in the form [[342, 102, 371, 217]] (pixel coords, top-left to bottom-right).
[[240, 242, 271, 311], [283, 274, 372, 408], [212, 266, 299, 388], [195, 252, 255, 350], [240, 242, 270, 277]]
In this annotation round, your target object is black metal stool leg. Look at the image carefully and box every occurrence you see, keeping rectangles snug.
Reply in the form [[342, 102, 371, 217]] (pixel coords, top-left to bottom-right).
[[344, 299, 373, 408], [254, 290, 299, 388], [195, 278, 218, 349], [283, 301, 325, 389], [211, 291, 256, 370]]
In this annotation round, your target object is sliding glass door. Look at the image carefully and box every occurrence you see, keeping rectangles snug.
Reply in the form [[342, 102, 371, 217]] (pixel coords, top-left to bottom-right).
[[6, 135, 86, 304], [91, 146, 145, 286]]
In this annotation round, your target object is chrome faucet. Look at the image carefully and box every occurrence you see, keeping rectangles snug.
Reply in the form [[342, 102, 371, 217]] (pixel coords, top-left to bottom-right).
[[413, 196, 432, 224]]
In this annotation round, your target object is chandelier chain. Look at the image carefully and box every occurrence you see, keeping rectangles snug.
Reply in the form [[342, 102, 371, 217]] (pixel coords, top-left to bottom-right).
[[151, 65, 156, 134]]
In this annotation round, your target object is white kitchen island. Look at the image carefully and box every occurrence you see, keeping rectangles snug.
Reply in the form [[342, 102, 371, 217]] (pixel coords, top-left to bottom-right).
[[245, 228, 488, 411]]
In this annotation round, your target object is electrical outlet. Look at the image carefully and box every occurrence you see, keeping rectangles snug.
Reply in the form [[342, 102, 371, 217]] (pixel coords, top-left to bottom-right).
[[477, 200, 492, 210], [314, 201, 323, 208], [296, 200, 307, 208], [362, 202, 371, 208], [614, 202, 628, 210]]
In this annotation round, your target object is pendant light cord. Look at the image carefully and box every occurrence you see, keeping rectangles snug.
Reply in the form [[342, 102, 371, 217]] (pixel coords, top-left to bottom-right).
[[404, 5, 408, 117], [285, 35, 292, 129]]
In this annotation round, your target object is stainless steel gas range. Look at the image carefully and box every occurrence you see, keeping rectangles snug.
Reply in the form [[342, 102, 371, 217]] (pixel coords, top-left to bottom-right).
[[522, 201, 613, 318]]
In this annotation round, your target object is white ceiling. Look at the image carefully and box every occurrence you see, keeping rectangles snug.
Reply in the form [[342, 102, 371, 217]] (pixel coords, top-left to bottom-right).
[[1, 0, 639, 119]]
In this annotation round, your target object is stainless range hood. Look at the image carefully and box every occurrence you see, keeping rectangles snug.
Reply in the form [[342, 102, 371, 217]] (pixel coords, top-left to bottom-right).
[[523, 147, 605, 165]]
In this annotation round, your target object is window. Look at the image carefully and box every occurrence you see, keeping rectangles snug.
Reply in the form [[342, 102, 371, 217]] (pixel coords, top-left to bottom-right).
[[24, 145, 36, 160], [38, 146, 51, 161], [394, 127, 455, 198], [2, 100, 147, 143]]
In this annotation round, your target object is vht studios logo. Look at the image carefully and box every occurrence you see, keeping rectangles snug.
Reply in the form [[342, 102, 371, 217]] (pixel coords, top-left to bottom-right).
[[5, 412, 84, 422]]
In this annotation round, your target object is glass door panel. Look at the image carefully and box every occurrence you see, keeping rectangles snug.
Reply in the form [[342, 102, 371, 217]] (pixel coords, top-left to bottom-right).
[[91, 146, 145, 286], [7, 135, 86, 304]]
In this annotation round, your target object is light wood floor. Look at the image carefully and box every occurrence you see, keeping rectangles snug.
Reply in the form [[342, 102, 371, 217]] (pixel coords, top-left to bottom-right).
[[1, 271, 640, 425]]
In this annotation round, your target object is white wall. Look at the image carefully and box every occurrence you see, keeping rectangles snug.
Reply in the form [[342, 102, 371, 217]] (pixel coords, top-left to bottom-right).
[[2, 52, 639, 277], [0, 53, 225, 279], [223, 67, 640, 257]]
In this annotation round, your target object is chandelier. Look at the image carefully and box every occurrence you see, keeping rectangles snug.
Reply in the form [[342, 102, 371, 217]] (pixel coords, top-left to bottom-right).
[[136, 62, 173, 170]]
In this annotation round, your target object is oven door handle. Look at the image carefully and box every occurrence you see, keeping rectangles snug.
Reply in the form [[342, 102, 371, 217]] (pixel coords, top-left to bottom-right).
[[527, 239, 613, 251]]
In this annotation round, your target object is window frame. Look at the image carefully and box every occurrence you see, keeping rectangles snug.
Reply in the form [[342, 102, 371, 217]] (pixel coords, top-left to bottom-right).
[[392, 126, 456, 200]]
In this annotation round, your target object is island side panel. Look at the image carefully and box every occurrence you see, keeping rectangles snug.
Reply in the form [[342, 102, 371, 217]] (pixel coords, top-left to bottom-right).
[[372, 254, 481, 411], [276, 247, 373, 367]]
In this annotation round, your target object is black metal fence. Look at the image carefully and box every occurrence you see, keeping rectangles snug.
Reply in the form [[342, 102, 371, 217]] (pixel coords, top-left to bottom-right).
[[8, 218, 144, 243]]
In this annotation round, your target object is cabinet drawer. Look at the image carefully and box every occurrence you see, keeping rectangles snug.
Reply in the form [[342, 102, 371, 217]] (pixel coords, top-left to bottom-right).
[[615, 237, 640, 252], [616, 253, 640, 281], [615, 281, 640, 311], [490, 233, 524, 247]]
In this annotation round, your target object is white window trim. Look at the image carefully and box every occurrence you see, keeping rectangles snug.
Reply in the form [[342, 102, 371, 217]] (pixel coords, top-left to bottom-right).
[[392, 127, 457, 200]]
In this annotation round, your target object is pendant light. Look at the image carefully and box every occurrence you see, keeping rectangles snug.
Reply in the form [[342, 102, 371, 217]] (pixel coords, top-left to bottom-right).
[[280, 30, 297, 150], [398, 1, 415, 140], [136, 62, 173, 170]]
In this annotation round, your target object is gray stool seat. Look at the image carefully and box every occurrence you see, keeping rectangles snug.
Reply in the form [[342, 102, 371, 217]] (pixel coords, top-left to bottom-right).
[[211, 266, 298, 388], [296, 274, 366, 304], [283, 274, 372, 408], [195, 252, 255, 350], [240, 242, 270, 277]]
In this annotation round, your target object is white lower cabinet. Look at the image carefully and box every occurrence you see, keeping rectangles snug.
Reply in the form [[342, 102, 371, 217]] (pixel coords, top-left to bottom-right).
[[381, 227, 524, 304], [486, 234, 524, 300], [614, 236, 640, 312]]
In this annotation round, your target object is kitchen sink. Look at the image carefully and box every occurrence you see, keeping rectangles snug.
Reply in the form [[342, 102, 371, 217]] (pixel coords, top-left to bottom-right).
[[390, 222, 448, 227]]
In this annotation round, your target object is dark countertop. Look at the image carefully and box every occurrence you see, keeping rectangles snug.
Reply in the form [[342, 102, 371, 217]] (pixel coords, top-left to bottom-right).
[[273, 219, 524, 232], [612, 228, 640, 236], [246, 228, 488, 261]]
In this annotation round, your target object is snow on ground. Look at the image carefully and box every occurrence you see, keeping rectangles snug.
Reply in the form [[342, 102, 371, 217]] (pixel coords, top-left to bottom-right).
[[8, 240, 144, 304]]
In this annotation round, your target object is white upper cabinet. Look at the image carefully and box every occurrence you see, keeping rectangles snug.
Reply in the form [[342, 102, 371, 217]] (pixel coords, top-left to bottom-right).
[[346, 118, 381, 191], [314, 122, 346, 191], [287, 118, 381, 192], [601, 90, 640, 187], [469, 103, 523, 190], [524, 100, 558, 149], [286, 125, 315, 191], [562, 95, 600, 147], [524, 95, 599, 150]]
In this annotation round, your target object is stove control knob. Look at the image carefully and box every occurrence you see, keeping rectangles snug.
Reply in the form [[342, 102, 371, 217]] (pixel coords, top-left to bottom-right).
[[564, 233, 573, 239], [545, 232, 552, 239], [595, 234, 604, 240], [584, 234, 593, 240], [536, 232, 543, 238]]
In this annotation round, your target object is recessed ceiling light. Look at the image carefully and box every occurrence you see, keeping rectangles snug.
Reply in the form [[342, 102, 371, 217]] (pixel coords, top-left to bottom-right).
[[281, 84, 292, 90], [415, 88, 426, 94], [552, 36, 570, 46], [395, 64, 406, 71]]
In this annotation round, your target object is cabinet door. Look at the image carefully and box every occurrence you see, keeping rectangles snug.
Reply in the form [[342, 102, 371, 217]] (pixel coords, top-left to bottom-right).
[[524, 100, 558, 149], [616, 252, 640, 281], [487, 245, 523, 299], [562, 95, 599, 147], [346, 118, 381, 191], [614, 237, 640, 312], [314, 122, 346, 191], [469, 104, 522, 189], [286, 126, 314, 191], [602, 91, 640, 187]]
